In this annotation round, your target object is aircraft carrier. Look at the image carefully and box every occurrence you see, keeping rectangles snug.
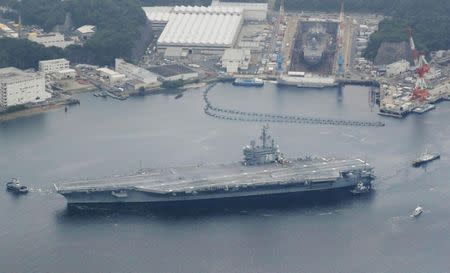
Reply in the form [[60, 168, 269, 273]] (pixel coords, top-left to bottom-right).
[[55, 126, 375, 206]]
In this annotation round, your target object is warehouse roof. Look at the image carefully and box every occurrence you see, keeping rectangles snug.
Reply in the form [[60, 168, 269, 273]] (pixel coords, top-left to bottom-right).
[[76, 25, 96, 34], [0, 67, 41, 83], [0, 67, 25, 79], [210, 1, 268, 11], [157, 5, 243, 47], [222, 48, 251, 61], [142, 6, 174, 22], [171, 5, 242, 14], [148, 64, 196, 78], [39, 58, 69, 64]]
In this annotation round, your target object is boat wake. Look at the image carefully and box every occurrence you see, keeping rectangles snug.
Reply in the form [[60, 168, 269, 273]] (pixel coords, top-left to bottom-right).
[[28, 187, 54, 194], [318, 211, 334, 216], [261, 213, 274, 217]]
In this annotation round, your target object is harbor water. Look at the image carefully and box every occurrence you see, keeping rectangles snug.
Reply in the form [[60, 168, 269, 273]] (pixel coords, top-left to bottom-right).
[[1, 83, 450, 273]]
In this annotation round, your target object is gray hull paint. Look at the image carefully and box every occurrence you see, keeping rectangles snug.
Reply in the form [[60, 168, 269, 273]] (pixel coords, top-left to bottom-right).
[[303, 53, 324, 66], [56, 128, 374, 207], [61, 177, 371, 205]]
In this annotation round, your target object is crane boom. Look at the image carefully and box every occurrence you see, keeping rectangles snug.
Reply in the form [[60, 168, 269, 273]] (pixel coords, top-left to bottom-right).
[[407, 28, 430, 102]]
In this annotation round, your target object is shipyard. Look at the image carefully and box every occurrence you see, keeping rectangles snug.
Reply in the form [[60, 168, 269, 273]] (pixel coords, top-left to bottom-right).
[[2, 0, 450, 272], [1, 0, 450, 121]]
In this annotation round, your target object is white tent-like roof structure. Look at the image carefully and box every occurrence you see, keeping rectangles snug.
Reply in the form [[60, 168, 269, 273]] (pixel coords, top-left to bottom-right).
[[142, 6, 174, 23], [153, 5, 243, 49]]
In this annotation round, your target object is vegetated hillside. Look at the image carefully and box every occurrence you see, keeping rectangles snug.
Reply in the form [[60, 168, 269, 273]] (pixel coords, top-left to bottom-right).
[[17, 0, 66, 31], [0, 38, 64, 69], [65, 0, 148, 65], [0, 0, 148, 67], [363, 19, 409, 61], [363, 0, 450, 60], [140, 0, 210, 5], [281, 0, 391, 13], [373, 41, 411, 66]]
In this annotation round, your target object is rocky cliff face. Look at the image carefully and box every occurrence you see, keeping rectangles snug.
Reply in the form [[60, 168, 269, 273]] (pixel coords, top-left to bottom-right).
[[130, 20, 154, 64], [374, 41, 412, 65]]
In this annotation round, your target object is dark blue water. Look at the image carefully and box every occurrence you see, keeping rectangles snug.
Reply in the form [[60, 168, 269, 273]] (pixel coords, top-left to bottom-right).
[[1, 83, 450, 273]]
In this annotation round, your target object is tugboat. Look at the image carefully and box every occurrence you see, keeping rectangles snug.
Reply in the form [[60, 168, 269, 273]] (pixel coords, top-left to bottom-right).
[[412, 150, 440, 167], [350, 181, 371, 195], [5, 178, 29, 194], [410, 206, 423, 218]]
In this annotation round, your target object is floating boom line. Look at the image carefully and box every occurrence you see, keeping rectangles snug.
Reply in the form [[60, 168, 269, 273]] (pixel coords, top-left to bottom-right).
[[202, 84, 385, 127]]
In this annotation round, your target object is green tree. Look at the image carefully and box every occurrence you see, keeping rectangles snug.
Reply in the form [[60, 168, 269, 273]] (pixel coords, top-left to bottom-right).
[[0, 38, 64, 69], [1, 0, 148, 66]]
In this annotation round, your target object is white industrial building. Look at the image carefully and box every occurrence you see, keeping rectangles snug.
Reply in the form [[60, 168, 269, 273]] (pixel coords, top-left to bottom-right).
[[287, 71, 306, 77], [115, 59, 158, 85], [431, 50, 450, 65], [39, 58, 70, 74], [386, 59, 410, 77], [210, 0, 268, 21], [0, 22, 18, 38], [153, 6, 244, 55], [143, 1, 267, 32], [0, 67, 50, 108], [53, 68, 77, 80], [27, 32, 74, 48], [147, 64, 199, 81], [76, 25, 96, 40], [221, 48, 251, 74], [142, 6, 173, 31], [143, 2, 269, 56], [96, 67, 126, 84]]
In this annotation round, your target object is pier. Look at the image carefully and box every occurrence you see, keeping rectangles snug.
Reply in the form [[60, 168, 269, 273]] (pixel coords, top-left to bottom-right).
[[336, 77, 380, 87]]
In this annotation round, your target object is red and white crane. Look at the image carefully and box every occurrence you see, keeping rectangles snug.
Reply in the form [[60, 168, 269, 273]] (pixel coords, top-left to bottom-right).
[[407, 28, 430, 102]]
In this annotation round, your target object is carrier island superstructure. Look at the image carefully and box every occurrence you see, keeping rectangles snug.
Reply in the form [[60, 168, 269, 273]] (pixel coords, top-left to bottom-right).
[[55, 126, 375, 206]]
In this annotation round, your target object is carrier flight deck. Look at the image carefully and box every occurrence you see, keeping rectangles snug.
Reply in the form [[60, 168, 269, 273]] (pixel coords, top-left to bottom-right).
[[55, 126, 375, 206]]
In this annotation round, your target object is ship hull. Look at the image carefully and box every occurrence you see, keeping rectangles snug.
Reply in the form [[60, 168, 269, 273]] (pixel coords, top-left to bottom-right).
[[412, 155, 440, 167], [56, 156, 374, 208], [61, 177, 372, 207], [301, 31, 329, 67], [66, 186, 363, 211], [233, 81, 264, 87], [303, 53, 324, 66]]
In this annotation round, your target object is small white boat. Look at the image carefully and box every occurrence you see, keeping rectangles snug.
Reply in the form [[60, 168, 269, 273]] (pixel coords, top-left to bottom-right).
[[412, 150, 440, 167], [412, 104, 435, 114], [410, 206, 423, 217]]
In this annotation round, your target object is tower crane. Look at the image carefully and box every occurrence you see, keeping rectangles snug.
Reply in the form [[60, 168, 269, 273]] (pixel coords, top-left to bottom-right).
[[407, 28, 430, 102]]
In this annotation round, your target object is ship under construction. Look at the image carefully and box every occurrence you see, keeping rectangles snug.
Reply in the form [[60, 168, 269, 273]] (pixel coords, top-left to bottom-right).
[[302, 23, 332, 66], [55, 126, 375, 206]]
